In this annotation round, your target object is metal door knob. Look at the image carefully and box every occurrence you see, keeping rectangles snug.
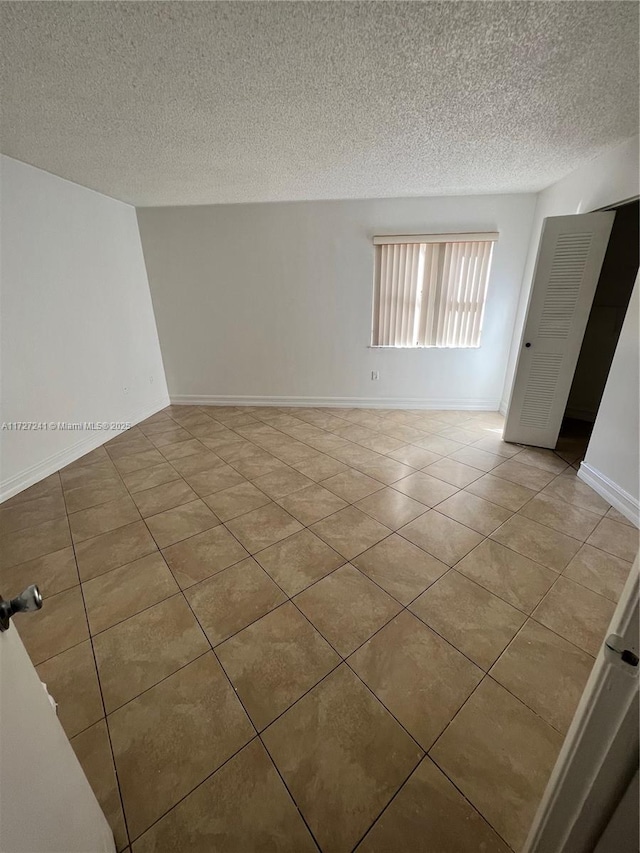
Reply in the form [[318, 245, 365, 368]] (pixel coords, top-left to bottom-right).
[[0, 585, 43, 632]]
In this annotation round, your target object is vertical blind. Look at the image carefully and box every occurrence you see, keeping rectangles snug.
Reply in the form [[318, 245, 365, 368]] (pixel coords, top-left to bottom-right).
[[372, 235, 496, 348]]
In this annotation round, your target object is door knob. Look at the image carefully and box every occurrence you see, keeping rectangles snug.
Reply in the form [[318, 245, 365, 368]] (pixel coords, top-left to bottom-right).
[[0, 585, 43, 632]]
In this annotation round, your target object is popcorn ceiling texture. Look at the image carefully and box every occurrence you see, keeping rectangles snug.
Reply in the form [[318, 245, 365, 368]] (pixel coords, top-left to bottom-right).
[[0, 1, 637, 207]]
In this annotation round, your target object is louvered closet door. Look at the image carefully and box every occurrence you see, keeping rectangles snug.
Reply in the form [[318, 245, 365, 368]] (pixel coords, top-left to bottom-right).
[[504, 212, 615, 448]]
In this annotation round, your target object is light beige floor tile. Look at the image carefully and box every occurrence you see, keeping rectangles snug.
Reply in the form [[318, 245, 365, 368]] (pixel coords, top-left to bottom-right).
[[202, 481, 271, 521], [352, 534, 448, 604], [162, 525, 249, 589], [321, 469, 384, 502], [354, 456, 415, 486], [231, 453, 290, 480], [533, 576, 616, 656], [255, 528, 345, 595], [436, 490, 512, 535], [277, 482, 348, 525], [132, 739, 316, 853], [183, 463, 247, 497], [150, 427, 193, 448], [71, 720, 128, 851], [63, 480, 130, 514], [0, 516, 71, 570], [160, 438, 208, 460], [169, 450, 225, 478], [37, 640, 103, 738], [448, 445, 503, 473], [291, 454, 348, 481], [83, 552, 179, 635], [491, 515, 580, 571], [252, 467, 314, 499], [75, 521, 157, 581], [3, 472, 62, 506], [69, 496, 140, 543], [295, 564, 402, 656], [413, 434, 465, 456], [472, 436, 522, 458], [225, 503, 302, 553], [514, 447, 568, 474], [519, 493, 601, 541], [492, 459, 556, 491], [399, 511, 483, 567], [185, 558, 286, 645], [217, 602, 339, 730], [15, 585, 88, 665], [393, 472, 458, 507], [357, 757, 511, 853], [356, 484, 428, 527], [587, 517, 638, 563], [605, 506, 636, 527], [94, 595, 209, 712], [350, 611, 481, 749], [358, 434, 406, 455], [0, 491, 65, 536], [310, 506, 391, 560], [113, 449, 166, 475], [388, 445, 441, 468], [121, 463, 180, 494], [0, 546, 78, 598], [132, 479, 198, 518], [60, 461, 120, 491], [145, 499, 220, 548], [431, 677, 563, 852], [262, 665, 422, 853], [491, 619, 594, 733], [563, 544, 632, 602], [109, 653, 253, 840], [329, 443, 381, 467], [423, 458, 484, 488], [456, 539, 557, 613], [410, 571, 525, 670], [465, 473, 537, 511]]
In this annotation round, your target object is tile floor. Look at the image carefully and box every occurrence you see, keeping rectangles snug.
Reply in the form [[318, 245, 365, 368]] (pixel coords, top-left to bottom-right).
[[1, 405, 638, 853]]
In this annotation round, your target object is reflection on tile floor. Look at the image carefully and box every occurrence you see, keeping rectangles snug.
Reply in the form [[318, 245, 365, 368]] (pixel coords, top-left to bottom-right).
[[1, 405, 637, 852]]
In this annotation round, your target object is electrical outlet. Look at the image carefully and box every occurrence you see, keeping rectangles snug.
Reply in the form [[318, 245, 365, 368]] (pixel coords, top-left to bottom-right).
[[371, 371, 380, 381], [149, 375, 154, 384], [123, 386, 129, 395]]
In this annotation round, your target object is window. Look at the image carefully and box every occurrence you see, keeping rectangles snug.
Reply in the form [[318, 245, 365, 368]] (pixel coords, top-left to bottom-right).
[[371, 232, 497, 348]]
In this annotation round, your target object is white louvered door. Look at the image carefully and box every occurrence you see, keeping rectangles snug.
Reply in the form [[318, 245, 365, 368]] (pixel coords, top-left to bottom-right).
[[504, 212, 615, 448]]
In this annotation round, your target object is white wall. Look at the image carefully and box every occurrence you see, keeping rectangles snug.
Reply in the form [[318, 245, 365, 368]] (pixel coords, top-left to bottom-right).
[[137, 194, 536, 408], [0, 156, 169, 500], [580, 278, 639, 523], [502, 136, 640, 410]]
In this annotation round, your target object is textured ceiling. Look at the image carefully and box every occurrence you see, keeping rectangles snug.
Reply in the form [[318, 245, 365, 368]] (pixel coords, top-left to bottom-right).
[[1, 1, 638, 206]]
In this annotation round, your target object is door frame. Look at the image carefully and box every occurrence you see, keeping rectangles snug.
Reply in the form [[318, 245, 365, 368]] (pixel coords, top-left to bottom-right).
[[523, 558, 639, 853]]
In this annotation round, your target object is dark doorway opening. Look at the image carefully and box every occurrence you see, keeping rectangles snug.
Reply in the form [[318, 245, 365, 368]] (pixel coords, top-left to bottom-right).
[[558, 199, 639, 466]]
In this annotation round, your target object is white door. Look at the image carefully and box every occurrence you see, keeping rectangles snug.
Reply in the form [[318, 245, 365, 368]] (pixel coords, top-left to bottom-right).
[[524, 559, 639, 853], [0, 597, 115, 853], [504, 212, 615, 448]]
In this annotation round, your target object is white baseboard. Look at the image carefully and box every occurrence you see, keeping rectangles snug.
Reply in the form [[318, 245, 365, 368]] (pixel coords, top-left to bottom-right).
[[169, 394, 501, 411], [0, 395, 170, 503], [578, 462, 640, 526]]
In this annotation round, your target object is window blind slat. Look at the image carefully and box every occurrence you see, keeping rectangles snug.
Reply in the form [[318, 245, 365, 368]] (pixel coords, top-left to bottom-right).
[[373, 237, 494, 348]]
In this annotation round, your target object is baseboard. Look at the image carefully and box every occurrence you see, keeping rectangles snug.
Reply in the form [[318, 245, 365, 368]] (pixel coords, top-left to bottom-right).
[[0, 395, 170, 503], [578, 462, 640, 526], [169, 394, 501, 411]]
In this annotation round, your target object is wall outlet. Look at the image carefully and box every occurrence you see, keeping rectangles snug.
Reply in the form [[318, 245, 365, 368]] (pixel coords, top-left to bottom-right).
[[371, 371, 380, 381], [149, 375, 154, 384], [123, 386, 129, 395]]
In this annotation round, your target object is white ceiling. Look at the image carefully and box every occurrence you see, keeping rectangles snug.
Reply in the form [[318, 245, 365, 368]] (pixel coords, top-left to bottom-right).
[[1, 1, 638, 207]]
